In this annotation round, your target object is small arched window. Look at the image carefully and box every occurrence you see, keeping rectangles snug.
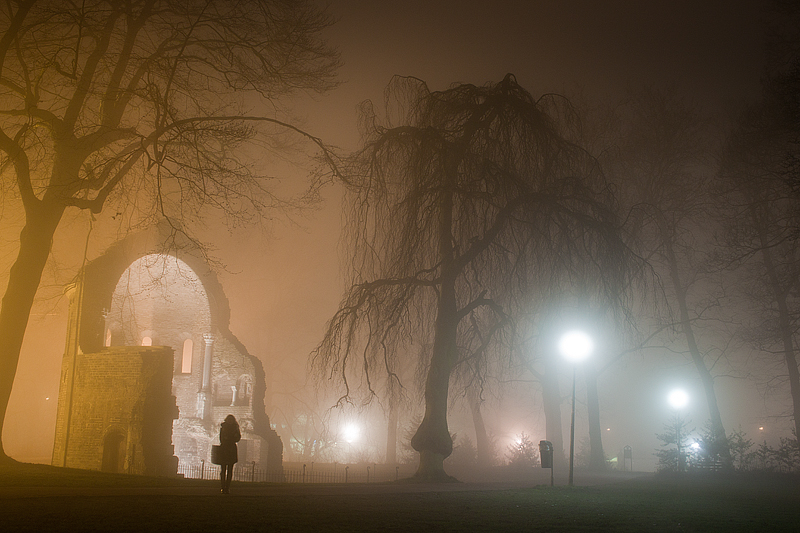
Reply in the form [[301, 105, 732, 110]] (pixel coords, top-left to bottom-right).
[[141, 336, 152, 346], [181, 339, 193, 374]]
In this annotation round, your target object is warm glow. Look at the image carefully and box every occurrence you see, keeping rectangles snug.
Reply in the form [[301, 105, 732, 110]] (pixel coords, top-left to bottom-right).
[[558, 330, 593, 363], [342, 423, 360, 444], [181, 339, 193, 374], [668, 389, 689, 409]]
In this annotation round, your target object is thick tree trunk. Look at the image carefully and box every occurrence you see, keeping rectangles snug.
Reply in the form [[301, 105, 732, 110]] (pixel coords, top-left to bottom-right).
[[541, 352, 566, 472], [410, 281, 457, 482], [585, 362, 606, 470], [0, 202, 65, 462], [673, 283, 731, 466], [469, 397, 491, 469], [385, 402, 397, 465], [662, 230, 732, 467]]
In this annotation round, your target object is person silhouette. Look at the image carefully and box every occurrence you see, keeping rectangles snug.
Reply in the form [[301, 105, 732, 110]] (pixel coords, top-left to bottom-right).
[[218, 414, 241, 494]]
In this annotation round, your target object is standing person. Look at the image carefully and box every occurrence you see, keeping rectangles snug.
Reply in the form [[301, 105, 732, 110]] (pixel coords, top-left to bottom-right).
[[219, 414, 241, 494]]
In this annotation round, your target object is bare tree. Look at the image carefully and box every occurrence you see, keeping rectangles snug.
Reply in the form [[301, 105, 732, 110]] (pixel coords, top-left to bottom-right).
[[720, 106, 800, 443], [313, 75, 638, 481], [0, 0, 339, 463], [717, 1, 800, 448], [606, 88, 733, 466]]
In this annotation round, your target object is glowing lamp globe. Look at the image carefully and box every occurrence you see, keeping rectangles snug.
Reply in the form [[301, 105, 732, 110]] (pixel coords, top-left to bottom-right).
[[342, 423, 360, 444], [558, 330, 594, 364], [668, 389, 689, 409]]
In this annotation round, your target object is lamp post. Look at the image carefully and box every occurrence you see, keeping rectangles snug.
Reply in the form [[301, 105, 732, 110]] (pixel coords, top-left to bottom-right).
[[667, 388, 689, 472], [559, 330, 593, 486]]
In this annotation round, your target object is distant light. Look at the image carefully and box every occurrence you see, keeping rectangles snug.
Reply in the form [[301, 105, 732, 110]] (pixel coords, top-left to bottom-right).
[[606, 428, 611, 431], [759, 426, 764, 431], [45, 397, 50, 401], [342, 423, 360, 444], [558, 331, 593, 363], [667, 389, 689, 409], [691, 442, 701, 450]]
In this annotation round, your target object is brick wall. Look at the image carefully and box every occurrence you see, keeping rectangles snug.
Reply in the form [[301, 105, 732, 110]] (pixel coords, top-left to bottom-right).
[[51, 346, 177, 475]]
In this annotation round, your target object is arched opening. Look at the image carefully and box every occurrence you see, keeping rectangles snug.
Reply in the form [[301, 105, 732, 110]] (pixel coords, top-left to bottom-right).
[[181, 339, 193, 374], [141, 336, 152, 346], [236, 374, 253, 406], [101, 431, 126, 473]]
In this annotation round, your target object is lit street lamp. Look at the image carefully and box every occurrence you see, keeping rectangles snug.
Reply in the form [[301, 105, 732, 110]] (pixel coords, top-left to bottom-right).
[[667, 388, 689, 472], [559, 330, 593, 486]]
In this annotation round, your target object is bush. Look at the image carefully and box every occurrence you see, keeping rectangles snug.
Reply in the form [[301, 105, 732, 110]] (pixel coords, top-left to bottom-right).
[[506, 433, 539, 468]]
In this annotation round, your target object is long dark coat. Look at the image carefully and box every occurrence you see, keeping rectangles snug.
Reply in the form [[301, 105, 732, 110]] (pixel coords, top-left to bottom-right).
[[219, 419, 241, 465]]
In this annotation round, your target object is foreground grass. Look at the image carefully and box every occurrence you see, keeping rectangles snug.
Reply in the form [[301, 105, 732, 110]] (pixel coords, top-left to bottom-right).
[[1, 463, 799, 532]]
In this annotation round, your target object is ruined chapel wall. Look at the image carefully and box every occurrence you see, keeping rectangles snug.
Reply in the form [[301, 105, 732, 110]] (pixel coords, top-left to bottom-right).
[[56, 224, 283, 473], [52, 347, 176, 475]]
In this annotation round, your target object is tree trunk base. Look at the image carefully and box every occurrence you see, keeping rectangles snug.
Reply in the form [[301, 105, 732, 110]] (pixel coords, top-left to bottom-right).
[[408, 451, 459, 483]]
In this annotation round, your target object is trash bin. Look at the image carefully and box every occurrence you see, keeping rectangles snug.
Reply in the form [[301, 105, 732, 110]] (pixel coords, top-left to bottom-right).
[[539, 440, 553, 469]]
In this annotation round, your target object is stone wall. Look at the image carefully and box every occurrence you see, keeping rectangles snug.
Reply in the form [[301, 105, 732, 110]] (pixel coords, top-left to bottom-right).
[[51, 346, 177, 475], [53, 224, 283, 474]]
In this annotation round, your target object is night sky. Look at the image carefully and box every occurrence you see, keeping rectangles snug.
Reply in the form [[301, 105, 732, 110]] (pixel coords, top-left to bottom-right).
[[2, 0, 778, 469]]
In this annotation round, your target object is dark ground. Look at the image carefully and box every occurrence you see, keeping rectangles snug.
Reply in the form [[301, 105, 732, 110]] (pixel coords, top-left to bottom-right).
[[1, 462, 798, 532]]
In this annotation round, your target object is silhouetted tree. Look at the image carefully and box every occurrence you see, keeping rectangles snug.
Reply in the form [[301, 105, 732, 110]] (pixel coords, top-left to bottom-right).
[[313, 75, 638, 480], [606, 88, 733, 467], [506, 432, 538, 467], [0, 0, 339, 462], [727, 428, 757, 471], [468, 394, 493, 469], [718, 2, 800, 447], [655, 414, 694, 472]]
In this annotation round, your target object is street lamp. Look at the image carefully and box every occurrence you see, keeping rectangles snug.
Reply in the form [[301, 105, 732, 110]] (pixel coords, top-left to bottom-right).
[[667, 388, 689, 472], [559, 330, 593, 486]]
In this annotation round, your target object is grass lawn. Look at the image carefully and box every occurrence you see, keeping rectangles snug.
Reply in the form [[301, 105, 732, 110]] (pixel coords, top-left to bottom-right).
[[1, 462, 798, 532]]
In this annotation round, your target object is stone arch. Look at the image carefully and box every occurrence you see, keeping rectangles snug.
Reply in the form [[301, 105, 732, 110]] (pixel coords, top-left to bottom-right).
[[107, 254, 211, 352], [77, 224, 231, 355], [61, 223, 281, 470]]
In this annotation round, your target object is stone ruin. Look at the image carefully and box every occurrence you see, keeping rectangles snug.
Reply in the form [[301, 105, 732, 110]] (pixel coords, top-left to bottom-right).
[[52, 225, 282, 475]]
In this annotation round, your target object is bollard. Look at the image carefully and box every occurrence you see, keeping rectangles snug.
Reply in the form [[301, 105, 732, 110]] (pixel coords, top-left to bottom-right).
[[252, 461, 256, 482], [345, 465, 349, 483], [303, 463, 307, 483], [200, 459, 205, 480], [367, 466, 370, 483], [396, 465, 399, 481]]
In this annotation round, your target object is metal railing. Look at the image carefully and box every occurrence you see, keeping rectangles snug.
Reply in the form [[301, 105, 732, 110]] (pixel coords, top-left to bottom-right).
[[177, 461, 402, 484]]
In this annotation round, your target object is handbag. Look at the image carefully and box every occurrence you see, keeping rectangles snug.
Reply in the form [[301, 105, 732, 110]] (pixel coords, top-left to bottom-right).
[[211, 444, 222, 465]]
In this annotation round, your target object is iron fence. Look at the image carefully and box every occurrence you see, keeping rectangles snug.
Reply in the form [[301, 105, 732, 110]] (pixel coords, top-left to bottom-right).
[[177, 461, 401, 484]]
